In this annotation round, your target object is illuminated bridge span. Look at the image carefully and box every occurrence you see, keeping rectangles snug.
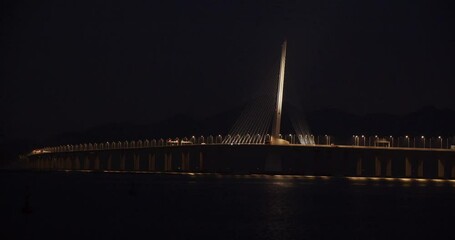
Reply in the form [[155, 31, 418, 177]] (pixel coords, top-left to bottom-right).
[[26, 134, 455, 179]]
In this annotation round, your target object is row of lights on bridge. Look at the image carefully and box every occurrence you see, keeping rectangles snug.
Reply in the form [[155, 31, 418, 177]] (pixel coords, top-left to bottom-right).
[[352, 135, 450, 148], [31, 134, 335, 154]]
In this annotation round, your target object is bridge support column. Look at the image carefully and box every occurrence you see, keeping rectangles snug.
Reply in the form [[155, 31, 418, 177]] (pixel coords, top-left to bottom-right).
[[66, 156, 72, 170], [133, 154, 140, 171], [94, 155, 100, 170], [199, 152, 204, 171], [60, 157, 64, 169], [84, 156, 90, 170], [356, 157, 362, 176], [386, 159, 392, 177], [120, 154, 126, 171], [107, 155, 112, 170], [75, 157, 80, 170], [437, 159, 445, 178], [148, 153, 155, 171], [181, 152, 190, 171], [417, 159, 424, 178], [405, 157, 411, 177], [375, 156, 381, 177], [164, 153, 172, 171]]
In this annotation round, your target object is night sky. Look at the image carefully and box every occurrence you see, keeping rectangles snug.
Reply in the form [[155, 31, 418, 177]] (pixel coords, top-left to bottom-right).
[[2, 0, 454, 140]]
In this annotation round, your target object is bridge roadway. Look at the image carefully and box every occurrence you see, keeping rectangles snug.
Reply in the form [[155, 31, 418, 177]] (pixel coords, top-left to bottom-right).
[[26, 143, 455, 179]]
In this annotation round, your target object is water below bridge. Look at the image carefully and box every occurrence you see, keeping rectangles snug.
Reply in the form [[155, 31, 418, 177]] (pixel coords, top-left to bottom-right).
[[2, 170, 455, 239]]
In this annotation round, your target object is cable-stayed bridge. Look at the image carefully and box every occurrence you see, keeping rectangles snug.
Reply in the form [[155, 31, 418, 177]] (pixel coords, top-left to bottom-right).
[[23, 41, 455, 179]]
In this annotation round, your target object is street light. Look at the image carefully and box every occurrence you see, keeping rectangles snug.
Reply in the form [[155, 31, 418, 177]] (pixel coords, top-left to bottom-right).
[[390, 135, 394, 147], [421, 136, 425, 148], [361, 135, 366, 146], [405, 135, 410, 148], [438, 136, 443, 149]]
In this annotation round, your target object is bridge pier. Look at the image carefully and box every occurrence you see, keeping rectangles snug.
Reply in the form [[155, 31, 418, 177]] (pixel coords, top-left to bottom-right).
[[181, 152, 190, 171], [120, 154, 126, 171], [46, 158, 51, 169], [58, 157, 63, 169], [84, 156, 90, 170], [385, 159, 392, 177], [199, 152, 204, 171], [107, 154, 112, 170], [75, 156, 81, 170], [417, 159, 424, 178], [405, 157, 411, 177], [164, 153, 172, 171], [94, 155, 100, 171], [66, 156, 72, 170], [356, 157, 362, 176], [133, 154, 140, 171], [437, 159, 445, 178], [375, 156, 381, 177], [148, 153, 156, 171]]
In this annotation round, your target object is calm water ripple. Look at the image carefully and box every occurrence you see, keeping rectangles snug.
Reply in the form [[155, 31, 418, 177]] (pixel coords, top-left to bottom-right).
[[1, 171, 454, 239]]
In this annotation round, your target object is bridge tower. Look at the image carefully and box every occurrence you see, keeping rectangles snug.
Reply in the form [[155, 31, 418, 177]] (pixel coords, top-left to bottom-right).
[[271, 40, 289, 145]]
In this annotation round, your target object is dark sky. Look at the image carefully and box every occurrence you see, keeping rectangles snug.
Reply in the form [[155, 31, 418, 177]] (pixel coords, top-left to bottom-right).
[[2, 0, 454, 140]]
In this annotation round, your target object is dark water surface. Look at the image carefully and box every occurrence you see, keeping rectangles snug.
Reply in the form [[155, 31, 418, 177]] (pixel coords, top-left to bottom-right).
[[1, 171, 455, 240]]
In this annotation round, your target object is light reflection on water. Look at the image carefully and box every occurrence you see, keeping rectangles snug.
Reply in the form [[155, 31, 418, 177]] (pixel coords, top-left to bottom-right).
[[2, 171, 455, 239]]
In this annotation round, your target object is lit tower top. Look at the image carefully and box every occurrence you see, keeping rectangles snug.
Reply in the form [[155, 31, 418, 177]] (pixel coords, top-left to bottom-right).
[[271, 39, 289, 145]]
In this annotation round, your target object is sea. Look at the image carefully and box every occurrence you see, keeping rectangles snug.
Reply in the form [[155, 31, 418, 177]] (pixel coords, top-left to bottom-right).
[[1, 170, 455, 240]]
